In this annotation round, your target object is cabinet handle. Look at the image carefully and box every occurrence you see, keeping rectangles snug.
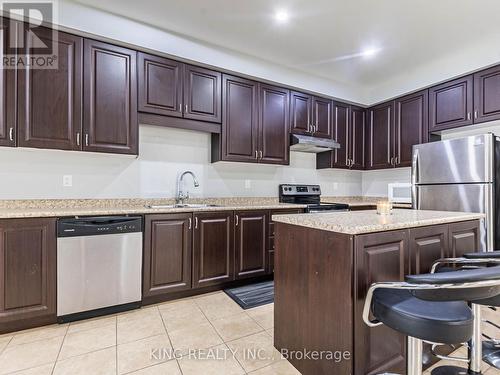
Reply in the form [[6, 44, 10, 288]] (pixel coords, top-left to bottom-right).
[[194, 217, 198, 229], [185, 104, 188, 113], [85, 134, 89, 146], [76, 132, 80, 146], [235, 215, 239, 226], [9, 127, 13, 141], [255, 150, 258, 159], [259, 150, 263, 159], [467, 112, 471, 121], [390, 157, 394, 166], [179, 103, 182, 112], [188, 217, 192, 230], [474, 110, 478, 119]]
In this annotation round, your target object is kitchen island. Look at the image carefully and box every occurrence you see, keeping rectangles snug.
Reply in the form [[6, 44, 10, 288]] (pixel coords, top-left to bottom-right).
[[272, 209, 484, 375]]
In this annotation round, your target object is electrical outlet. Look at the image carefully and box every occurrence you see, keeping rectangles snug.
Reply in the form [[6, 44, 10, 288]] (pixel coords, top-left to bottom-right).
[[63, 175, 73, 187], [245, 179, 251, 189]]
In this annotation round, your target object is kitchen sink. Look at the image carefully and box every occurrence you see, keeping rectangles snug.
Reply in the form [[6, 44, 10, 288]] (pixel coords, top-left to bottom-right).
[[145, 204, 221, 209]]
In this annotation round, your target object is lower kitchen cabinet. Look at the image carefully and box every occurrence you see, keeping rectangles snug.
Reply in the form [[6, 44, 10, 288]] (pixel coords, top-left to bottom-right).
[[143, 214, 192, 299], [0, 218, 57, 333], [409, 224, 448, 275], [192, 211, 235, 288], [448, 220, 480, 258], [234, 210, 268, 279]]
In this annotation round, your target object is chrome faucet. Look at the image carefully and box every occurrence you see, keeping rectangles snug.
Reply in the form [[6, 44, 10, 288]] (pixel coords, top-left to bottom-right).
[[176, 171, 199, 205]]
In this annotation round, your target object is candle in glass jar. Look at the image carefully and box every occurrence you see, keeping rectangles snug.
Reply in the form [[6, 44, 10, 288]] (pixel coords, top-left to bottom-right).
[[377, 201, 393, 215]]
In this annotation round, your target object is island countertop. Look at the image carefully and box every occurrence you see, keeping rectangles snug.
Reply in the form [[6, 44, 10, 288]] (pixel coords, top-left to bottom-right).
[[272, 209, 484, 235]]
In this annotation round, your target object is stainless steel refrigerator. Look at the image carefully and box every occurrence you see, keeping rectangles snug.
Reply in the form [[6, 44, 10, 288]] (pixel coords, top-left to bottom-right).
[[412, 133, 498, 251]]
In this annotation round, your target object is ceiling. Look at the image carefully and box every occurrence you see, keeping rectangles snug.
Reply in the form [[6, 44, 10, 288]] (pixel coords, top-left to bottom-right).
[[73, 0, 500, 91]]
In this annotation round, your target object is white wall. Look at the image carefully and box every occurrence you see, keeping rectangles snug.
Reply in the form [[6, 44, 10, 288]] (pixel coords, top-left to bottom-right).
[[0, 126, 362, 199], [361, 168, 411, 197]]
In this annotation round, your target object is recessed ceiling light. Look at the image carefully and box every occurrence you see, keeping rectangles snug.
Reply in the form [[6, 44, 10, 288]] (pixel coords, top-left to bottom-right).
[[274, 9, 289, 23], [361, 47, 380, 59]]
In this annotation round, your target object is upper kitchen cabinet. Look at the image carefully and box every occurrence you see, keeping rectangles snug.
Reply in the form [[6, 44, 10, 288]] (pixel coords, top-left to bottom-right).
[[330, 101, 350, 168], [429, 75, 473, 132], [138, 53, 183, 117], [349, 105, 365, 170], [474, 65, 500, 123], [18, 27, 83, 151], [0, 18, 18, 147], [312, 96, 333, 138], [366, 101, 394, 169], [83, 39, 138, 155], [212, 75, 289, 165], [183, 64, 222, 123], [290, 91, 312, 135], [258, 84, 289, 165], [394, 90, 428, 167]]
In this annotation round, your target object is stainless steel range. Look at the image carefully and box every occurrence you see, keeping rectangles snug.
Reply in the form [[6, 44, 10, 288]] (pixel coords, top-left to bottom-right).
[[278, 184, 349, 213]]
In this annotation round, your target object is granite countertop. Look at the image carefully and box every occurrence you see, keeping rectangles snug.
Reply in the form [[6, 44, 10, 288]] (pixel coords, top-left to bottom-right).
[[272, 209, 484, 235], [0, 197, 307, 219], [322, 196, 413, 208]]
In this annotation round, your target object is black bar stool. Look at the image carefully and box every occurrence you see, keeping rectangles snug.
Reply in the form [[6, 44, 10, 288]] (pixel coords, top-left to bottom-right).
[[363, 266, 500, 375]]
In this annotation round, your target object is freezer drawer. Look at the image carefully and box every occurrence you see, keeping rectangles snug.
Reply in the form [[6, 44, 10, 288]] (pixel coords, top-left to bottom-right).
[[414, 184, 493, 251]]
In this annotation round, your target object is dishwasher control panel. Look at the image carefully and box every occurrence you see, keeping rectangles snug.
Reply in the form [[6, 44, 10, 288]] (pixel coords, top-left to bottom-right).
[[57, 216, 143, 237]]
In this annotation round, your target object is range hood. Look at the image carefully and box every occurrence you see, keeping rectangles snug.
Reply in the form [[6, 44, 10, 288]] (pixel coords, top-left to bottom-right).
[[290, 134, 340, 153]]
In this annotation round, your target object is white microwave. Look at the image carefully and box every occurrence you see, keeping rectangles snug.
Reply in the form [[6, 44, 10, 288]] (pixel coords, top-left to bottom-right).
[[388, 183, 412, 204]]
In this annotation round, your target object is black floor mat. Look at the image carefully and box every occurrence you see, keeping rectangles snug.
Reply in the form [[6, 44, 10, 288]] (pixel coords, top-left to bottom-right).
[[224, 281, 274, 309]]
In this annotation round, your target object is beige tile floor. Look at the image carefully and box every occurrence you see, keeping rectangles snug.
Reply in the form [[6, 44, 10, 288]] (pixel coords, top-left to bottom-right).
[[0, 292, 498, 375]]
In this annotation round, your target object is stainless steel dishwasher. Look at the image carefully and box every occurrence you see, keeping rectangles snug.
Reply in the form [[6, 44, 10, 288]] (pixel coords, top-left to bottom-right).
[[57, 216, 143, 322]]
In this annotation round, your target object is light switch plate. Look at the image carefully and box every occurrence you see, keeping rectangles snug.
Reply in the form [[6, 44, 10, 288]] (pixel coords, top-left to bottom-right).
[[63, 175, 73, 187]]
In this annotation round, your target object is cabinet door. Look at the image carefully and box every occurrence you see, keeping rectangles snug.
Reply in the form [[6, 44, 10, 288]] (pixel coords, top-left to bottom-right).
[[138, 53, 183, 118], [448, 220, 480, 258], [354, 230, 408, 375], [143, 214, 192, 298], [235, 210, 268, 279], [350, 106, 365, 170], [312, 96, 332, 138], [184, 65, 221, 123], [0, 218, 57, 333], [0, 18, 18, 147], [409, 225, 448, 275], [290, 91, 312, 135], [83, 39, 138, 154], [258, 84, 289, 165], [429, 75, 473, 132], [366, 102, 394, 169], [332, 101, 349, 168], [18, 28, 82, 151], [474, 65, 500, 124], [394, 90, 428, 168], [221, 74, 259, 162], [192, 211, 234, 288]]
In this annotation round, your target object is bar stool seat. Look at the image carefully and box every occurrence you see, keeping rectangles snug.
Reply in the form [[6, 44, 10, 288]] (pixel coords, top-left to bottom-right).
[[373, 289, 473, 344]]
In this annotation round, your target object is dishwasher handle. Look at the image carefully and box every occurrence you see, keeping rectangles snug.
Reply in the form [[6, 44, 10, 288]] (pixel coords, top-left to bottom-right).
[[58, 216, 142, 237]]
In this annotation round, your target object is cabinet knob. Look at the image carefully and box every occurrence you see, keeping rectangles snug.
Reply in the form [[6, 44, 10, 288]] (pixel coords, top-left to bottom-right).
[[76, 132, 81, 146], [8, 127, 13, 142], [474, 110, 478, 119], [467, 112, 471, 121], [194, 217, 198, 229], [259, 150, 263, 159], [188, 217, 192, 230], [235, 215, 239, 226], [255, 150, 258, 159], [85, 134, 89, 147]]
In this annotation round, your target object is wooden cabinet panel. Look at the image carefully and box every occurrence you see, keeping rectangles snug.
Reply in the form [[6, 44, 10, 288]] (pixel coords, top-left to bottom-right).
[[448, 220, 480, 258], [409, 224, 448, 275], [235, 210, 268, 279], [354, 230, 407, 375], [221, 74, 258, 162], [18, 28, 82, 151], [474, 65, 500, 124], [332, 101, 349, 168], [366, 102, 394, 169], [312, 96, 332, 138], [429, 75, 473, 132], [192, 211, 234, 288], [138, 53, 183, 118], [0, 18, 18, 147], [0, 218, 57, 333], [143, 214, 192, 298], [258, 84, 289, 165], [394, 90, 428, 167], [83, 39, 138, 154], [350, 106, 365, 170], [290, 91, 312, 135], [184, 65, 221, 123]]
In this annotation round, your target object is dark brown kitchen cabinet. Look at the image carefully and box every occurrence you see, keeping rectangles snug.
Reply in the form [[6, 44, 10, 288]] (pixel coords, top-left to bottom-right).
[[354, 230, 408, 375], [409, 224, 448, 275], [0, 218, 57, 334], [429, 75, 473, 132], [0, 18, 18, 147], [394, 90, 428, 167], [312, 96, 333, 138], [138, 53, 183, 118], [366, 101, 394, 169], [258, 84, 289, 165], [234, 210, 268, 279], [290, 91, 312, 135], [448, 220, 480, 258], [143, 214, 192, 299], [474, 65, 500, 124], [18, 28, 83, 151], [83, 39, 138, 155], [349, 106, 365, 169], [184, 64, 221, 123], [192, 211, 234, 288]]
